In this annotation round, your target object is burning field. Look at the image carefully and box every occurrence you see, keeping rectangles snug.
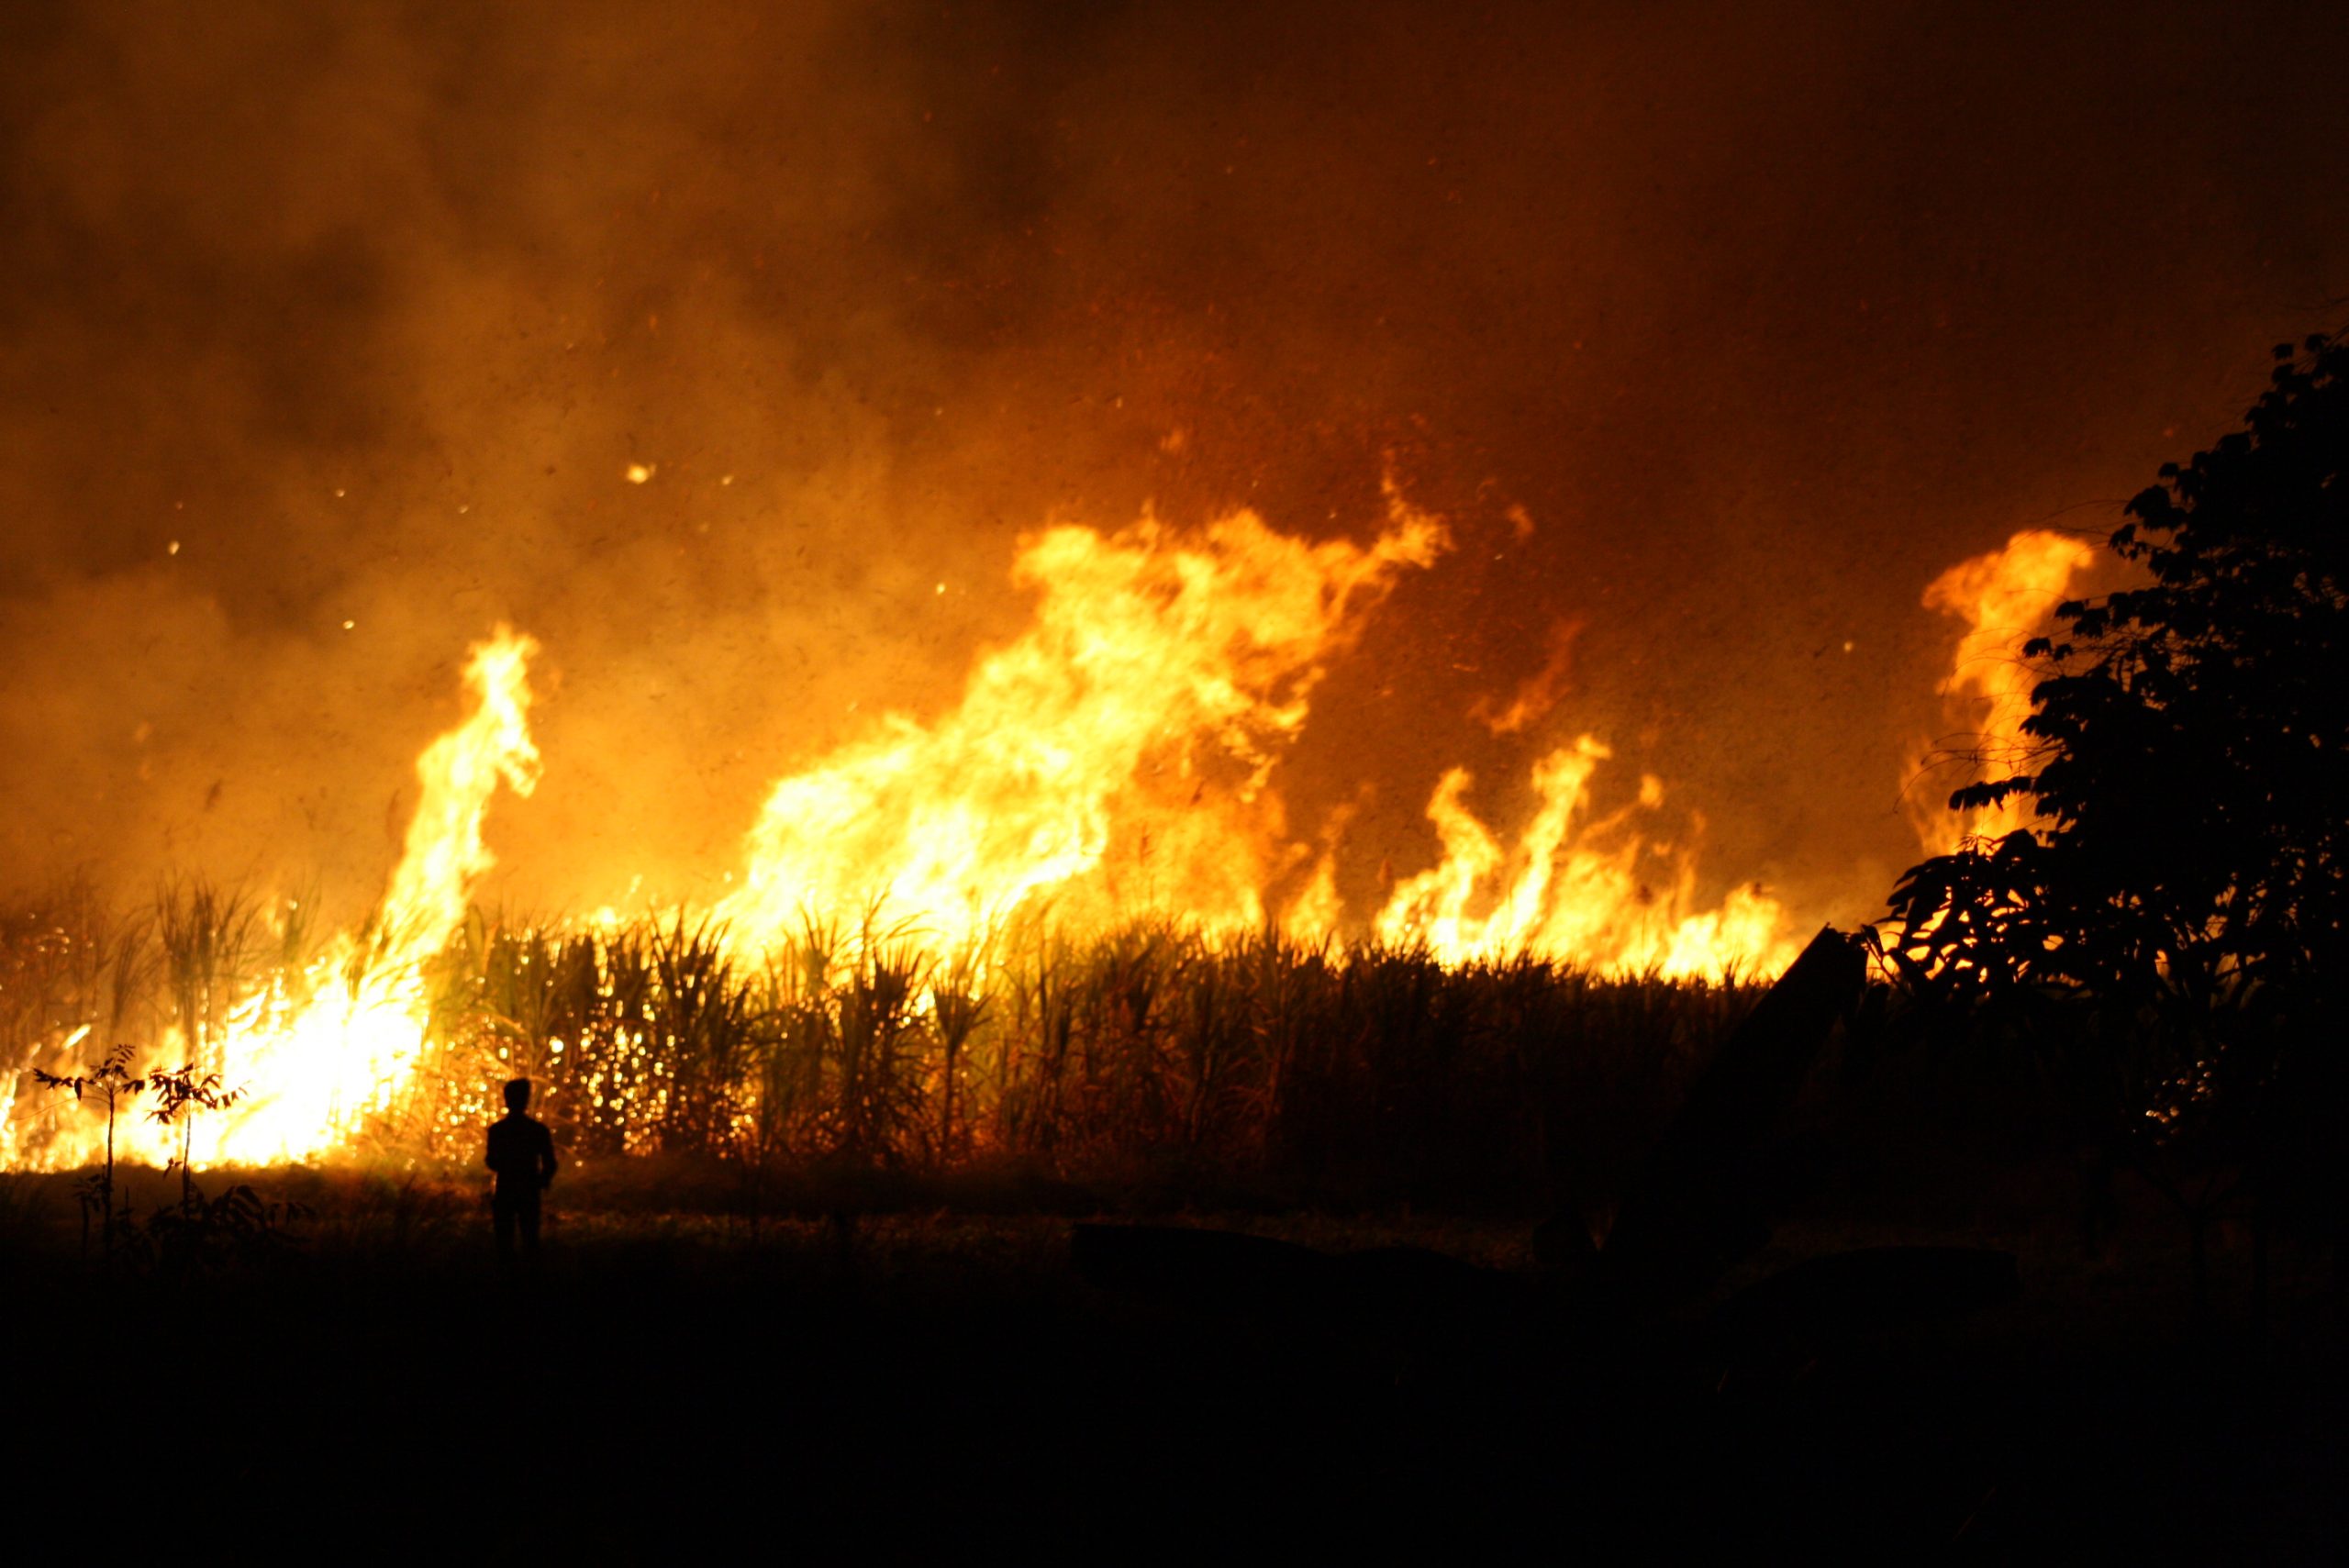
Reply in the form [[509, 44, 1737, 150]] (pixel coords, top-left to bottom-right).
[[2, 1, 2339, 1180], [4, 7, 2348, 1556], [0, 484, 2087, 1175]]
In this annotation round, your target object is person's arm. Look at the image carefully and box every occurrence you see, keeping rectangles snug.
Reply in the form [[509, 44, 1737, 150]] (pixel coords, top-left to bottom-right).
[[537, 1123, 558, 1189]]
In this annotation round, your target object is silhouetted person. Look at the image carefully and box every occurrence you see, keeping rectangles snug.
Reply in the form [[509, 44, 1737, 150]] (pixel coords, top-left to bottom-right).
[[487, 1078, 557, 1264]]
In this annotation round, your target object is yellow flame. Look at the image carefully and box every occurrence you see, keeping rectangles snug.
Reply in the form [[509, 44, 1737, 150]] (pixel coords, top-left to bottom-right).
[[1909, 529, 2096, 855], [717, 491, 1792, 977], [21, 507, 2098, 1167], [378, 628, 542, 956], [8, 627, 540, 1170], [718, 489, 1449, 955], [197, 626, 540, 1163], [1372, 738, 1799, 977]]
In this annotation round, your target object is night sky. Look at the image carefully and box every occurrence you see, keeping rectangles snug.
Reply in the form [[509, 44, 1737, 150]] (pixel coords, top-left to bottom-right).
[[2, 0, 2343, 928]]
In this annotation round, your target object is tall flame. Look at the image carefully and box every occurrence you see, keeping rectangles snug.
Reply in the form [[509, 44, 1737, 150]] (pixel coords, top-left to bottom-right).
[[5, 509, 2099, 1172], [1370, 738, 1798, 976], [8, 627, 540, 1169], [378, 628, 543, 956], [717, 491, 1448, 954], [1909, 529, 2096, 855], [717, 492, 1798, 977], [198, 626, 540, 1162]]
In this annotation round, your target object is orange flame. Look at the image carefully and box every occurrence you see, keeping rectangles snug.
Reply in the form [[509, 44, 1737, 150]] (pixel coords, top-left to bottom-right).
[[1909, 529, 2096, 855]]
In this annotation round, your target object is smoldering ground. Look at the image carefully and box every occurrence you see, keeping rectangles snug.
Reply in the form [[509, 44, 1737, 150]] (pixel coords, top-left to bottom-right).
[[1, 0, 2343, 928]]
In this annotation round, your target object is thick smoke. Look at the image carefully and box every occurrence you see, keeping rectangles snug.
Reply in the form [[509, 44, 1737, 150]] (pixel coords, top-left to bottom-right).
[[1, 0, 2343, 929]]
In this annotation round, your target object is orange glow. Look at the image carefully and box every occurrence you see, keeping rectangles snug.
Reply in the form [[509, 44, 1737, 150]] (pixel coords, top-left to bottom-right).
[[1470, 617, 1582, 737]]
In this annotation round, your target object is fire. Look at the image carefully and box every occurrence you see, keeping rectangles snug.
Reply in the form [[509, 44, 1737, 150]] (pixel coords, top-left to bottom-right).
[[1370, 739, 1798, 977], [6, 627, 540, 1169], [5, 504, 2082, 1173], [716, 487, 1449, 956], [199, 627, 540, 1163], [1909, 529, 2097, 855], [718, 491, 1796, 979]]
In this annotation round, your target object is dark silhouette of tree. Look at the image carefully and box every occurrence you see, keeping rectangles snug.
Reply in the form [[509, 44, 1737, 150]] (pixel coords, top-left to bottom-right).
[[31, 1043, 146, 1258], [145, 1062, 244, 1210], [1877, 332, 2348, 1302]]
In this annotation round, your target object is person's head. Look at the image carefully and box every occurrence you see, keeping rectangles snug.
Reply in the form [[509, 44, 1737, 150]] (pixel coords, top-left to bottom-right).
[[504, 1078, 531, 1114]]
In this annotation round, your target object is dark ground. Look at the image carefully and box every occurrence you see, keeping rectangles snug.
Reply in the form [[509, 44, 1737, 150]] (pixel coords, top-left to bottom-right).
[[1, 1160, 2341, 1561]]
